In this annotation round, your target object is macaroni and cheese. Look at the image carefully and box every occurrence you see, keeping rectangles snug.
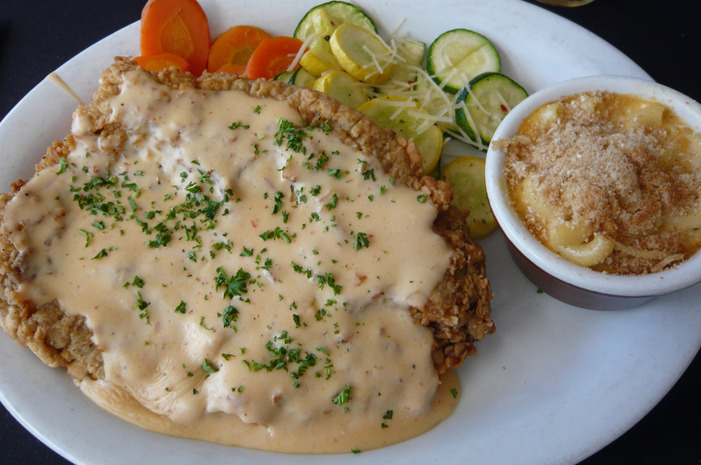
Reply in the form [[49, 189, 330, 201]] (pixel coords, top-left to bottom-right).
[[495, 91, 701, 274]]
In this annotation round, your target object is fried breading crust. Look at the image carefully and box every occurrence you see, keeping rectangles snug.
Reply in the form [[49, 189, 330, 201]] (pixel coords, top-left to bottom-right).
[[0, 59, 493, 380]]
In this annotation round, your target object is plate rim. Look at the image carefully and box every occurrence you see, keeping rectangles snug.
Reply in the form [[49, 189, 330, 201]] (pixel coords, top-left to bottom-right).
[[1, 2, 698, 465]]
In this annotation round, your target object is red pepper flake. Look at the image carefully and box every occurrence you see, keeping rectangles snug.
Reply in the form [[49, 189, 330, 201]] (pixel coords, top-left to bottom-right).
[[500, 104, 509, 113]]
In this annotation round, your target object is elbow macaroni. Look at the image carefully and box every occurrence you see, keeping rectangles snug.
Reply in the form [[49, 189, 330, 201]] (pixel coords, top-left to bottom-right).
[[550, 229, 615, 267], [502, 91, 701, 274], [518, 175, 615, 267]]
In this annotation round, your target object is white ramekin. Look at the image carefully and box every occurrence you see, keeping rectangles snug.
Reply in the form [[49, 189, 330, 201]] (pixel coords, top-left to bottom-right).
[[485, 75, 701, 309]]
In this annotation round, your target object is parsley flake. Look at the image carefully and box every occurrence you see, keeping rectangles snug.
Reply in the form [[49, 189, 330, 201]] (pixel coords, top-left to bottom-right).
[[332, 384, 352, 406], [215, 267, 251, 300]]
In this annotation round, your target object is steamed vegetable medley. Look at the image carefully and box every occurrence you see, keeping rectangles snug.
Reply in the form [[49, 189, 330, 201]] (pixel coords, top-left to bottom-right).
[[135, 0, 526, 239]]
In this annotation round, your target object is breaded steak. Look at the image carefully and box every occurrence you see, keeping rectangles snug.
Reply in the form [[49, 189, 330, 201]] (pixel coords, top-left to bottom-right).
[[0, 60, 493, 451]]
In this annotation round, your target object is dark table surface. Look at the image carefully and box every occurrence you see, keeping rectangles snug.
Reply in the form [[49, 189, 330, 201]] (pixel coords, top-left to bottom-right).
[[0, 1, 699, 464]]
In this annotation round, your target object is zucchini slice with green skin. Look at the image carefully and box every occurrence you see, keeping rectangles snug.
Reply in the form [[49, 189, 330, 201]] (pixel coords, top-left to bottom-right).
[[274, 70, 295, 83], [376, 38, 427, 94], [426, 29, 500, 94], [455, 72, 528, 146], [294, 1, 376, 41], [274, 69, 316, 89], [358, 97, 443, 174], [290, 67, 317, 88], [441, 156, 497, 240]]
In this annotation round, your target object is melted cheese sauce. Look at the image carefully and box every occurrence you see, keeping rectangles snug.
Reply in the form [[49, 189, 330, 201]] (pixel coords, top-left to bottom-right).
[[2, 70, 458, 453]]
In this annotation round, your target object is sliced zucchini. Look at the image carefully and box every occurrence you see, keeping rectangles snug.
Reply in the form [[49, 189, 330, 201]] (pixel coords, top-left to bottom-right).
[[358, 97, 443, 174], [426, 29, 500, 94], [274, 70, 295, 83], [455, 72, 528, 145], [294, 1, 376, 41], [290, 67, 316, 89], [312, 70, 371, 109], [300, 36, 340, 77], [377, 37, 426, 93], [395, 37, 426, 68], [441, 156, 497, 239], [329, 23, 394, 85]]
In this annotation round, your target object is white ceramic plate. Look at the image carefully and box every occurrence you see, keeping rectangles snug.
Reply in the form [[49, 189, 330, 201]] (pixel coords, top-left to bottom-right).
[[1, 1, 699, 464]]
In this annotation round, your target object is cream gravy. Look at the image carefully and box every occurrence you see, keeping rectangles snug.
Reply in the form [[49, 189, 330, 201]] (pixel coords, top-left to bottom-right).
[[3, 70, 457, 453]]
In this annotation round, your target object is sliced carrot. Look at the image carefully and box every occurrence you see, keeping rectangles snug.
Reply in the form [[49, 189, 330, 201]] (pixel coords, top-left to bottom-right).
[[140, 0, 211, 76], [208, 25, 272, 73], [245, 36, 304, 80], [135, 53, 191, 73], [214, 63, 248, 76]]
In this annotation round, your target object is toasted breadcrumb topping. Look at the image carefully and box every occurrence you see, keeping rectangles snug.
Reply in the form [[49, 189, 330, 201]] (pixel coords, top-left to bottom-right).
[[496, 91, 701, 274]]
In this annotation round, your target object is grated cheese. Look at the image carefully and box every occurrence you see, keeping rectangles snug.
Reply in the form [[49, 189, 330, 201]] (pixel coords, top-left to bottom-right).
[[298, 15, 493, 151], [286, 35, 314, 72]]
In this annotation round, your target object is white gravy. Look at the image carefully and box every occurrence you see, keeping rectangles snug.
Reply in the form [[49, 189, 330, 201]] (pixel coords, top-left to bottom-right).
[[2, 70, 457, 453]]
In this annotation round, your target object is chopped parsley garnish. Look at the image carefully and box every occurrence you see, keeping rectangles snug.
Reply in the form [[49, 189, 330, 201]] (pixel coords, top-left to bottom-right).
[[135, 291, 150, 324], [240, 246, 254, 257], [78, 229, 94, 247], [91, 247, 115, 260], [214, 266, 251, 300], [332, 384, 352, 406], [202, 359, 219, 373], [218, 305, 239, 330], [291, 262, 313, 278], [314, 151, 330, 170], [145, 223, 172, 248], [274, 119, 310, 153], [353, 232, 370, 251], [272, 191, 284, 214], [228, 121, 250, 130], [56, 157, 69, 175], [212, 239, 232, 253], [317, 272, 342, 295], [258, 257, 273, 271], [243, 332, 319, 387], [325, 193, 338, 210], [259, 226, 291, 243], [199, 316, 215, 331], [75, 166, 226, 255]]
